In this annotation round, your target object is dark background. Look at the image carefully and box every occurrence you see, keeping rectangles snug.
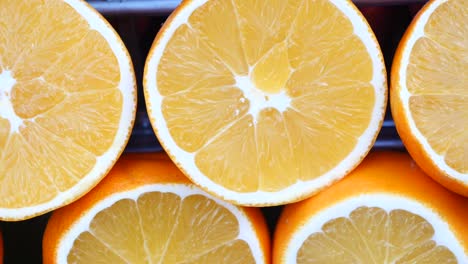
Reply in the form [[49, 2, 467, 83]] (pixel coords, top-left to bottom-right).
[[0, 0, 428, 263]]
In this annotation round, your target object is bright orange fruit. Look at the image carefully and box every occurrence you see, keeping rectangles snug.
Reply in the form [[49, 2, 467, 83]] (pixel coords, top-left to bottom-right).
[[43, 153, 270, 264], [274, 151, 468, 263], [144, 0, 387, 206], [391, 0, 467, 196], [0, 0, 136, 220]]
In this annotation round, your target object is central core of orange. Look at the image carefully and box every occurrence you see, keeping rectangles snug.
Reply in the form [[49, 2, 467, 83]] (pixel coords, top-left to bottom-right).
[[236, 75, 291, 124], [0, 70, 22, 133]]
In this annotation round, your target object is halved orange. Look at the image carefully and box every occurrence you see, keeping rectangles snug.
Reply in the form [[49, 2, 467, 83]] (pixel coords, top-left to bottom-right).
[[391, 0, 467, 195], [144, 0, 387, 206], [274, 151, 468, 263], [43, 153, 270, 264], [0, 0, 136, 220]]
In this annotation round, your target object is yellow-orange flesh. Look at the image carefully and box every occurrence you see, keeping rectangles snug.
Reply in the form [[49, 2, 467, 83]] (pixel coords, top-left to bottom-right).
[[297, 207, 455, 263], [43, 154, 270, 264], [68, 193, 255, 263], [0, 1, 122, 208], [156, 0, 379, 192], [404, 0, 467, 172]]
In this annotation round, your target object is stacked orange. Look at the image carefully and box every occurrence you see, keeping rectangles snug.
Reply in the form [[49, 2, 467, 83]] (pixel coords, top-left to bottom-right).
[[391, 0, 468, 196], [143, 0, 387, 206], [274, 151, 468, 263], [0, 0, 137, 221], [43, 153, 270, 263]]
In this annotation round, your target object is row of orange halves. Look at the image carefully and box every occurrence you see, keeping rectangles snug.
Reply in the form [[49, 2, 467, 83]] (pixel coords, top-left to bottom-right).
[[0, 0, 466, 262]]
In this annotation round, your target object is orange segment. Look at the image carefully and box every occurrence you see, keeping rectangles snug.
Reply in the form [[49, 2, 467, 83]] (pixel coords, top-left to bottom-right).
[[67, 232, 127, 264], [161, 195, 240, 263], [144, 0, 386, 205], [8, 1, 89, 81], [0, 1, 43, 69], [288, 35, 373, 89], [407, 38, 465, 96], [137, 192, 181, 263], [297, 232, 357, 263], [189, 0, 248, 75], [156, 25, 235, 96], [445, 134, 468, 174], [195, 115, 259, 192], [287, 0, 353, 68], [11, 79, 66, 119], [0, 133, 57, 207], [283, 78, 374, 181], [282, 109, 341, 179], [396, 243, 456, 263], [256, 108, 296, 191], [20, 122, 95, 192], [42, 30, 120, 93], [232, 0, 302, 65], [424, 0, 467, 54], [0, 0, 136, 220], [346, 207, 389, 261], [251, 42, 292, 93], [88, 199, 149, 263], [0, 121, 96, 208], [43, 153, 270, 264], [162, 85, 248, 152], [386, 210, 435, 260], [409, 95, 466, 158], [0, 118, 10, 149], [35, 89, 123, 156], [189, 240, 255, 263]]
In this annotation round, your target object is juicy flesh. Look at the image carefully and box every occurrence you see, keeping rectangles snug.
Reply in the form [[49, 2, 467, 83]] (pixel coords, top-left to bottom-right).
[[406, 0, 467, 173], [297, 206, 456, 263], [0, 1, 123, 208], [157, 0, 375, 192], [68, 192, 255, 263]]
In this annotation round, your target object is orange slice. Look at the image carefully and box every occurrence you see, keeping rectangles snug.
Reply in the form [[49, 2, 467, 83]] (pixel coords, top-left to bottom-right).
[[42, 153, 270, 264], [0, 0, 136, 220], [144, 0, 387, 206], [274, 151, 468, 263], [391, 0, 468, 195]]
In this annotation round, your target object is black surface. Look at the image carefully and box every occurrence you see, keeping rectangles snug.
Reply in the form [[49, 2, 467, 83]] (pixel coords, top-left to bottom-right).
[[0, 1, 424, 263], [86, 0, 428, 16]]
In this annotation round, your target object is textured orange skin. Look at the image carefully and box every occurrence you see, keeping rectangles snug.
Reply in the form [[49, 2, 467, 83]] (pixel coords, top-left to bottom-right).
[[143, 0, 387, 207], [390, 0, 468, 197], [42, 153, 270, 264], [273, 151, 468, 263]]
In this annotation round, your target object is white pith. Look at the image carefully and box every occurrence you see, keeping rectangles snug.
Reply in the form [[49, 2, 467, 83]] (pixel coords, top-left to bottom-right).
[[56, 184, 266, 263], [144, 0, 386, 205], [284, 194, 467, 263], [0, 70, 23, 133], [235, 74, 292, 123], [396, 0, 467, 182], [0, 0, 136, 220]]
